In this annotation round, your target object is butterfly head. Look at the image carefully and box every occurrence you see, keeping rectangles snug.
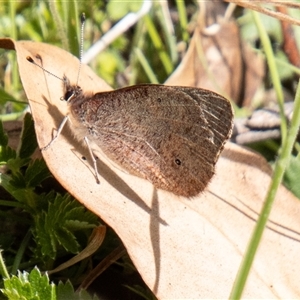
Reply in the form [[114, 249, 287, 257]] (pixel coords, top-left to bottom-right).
[[61, 75, 83, 103]]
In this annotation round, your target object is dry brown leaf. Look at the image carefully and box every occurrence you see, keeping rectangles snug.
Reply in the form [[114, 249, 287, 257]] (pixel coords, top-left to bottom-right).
[[166, 16, 264, 107], [3, 121, 23, 151], [166, 21, 242, 102], [1, 38, 300, 298]]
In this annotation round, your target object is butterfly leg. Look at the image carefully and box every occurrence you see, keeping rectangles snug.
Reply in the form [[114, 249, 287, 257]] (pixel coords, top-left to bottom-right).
[[84, 136, 100, 184], [41, 115, 70, 150]]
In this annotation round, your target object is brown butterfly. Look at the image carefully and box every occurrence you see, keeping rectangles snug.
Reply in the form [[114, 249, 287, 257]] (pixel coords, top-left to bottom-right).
[[62, 77, 233, 197]]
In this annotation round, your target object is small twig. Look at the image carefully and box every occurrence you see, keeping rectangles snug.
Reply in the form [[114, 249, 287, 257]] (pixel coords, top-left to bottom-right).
[[77, 245, 127, 291], [225, 0, 300, 26], [82, 0, 152, 64]]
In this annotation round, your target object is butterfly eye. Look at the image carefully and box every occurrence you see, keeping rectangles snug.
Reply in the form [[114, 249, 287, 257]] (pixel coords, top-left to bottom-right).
[[64, 90, 74, 101], [175, 158, 182, 165]]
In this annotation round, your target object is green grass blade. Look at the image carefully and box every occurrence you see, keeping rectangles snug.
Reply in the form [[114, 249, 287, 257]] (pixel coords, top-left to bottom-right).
[[252, 11, 287, 144], [229, 63, 300, 300]]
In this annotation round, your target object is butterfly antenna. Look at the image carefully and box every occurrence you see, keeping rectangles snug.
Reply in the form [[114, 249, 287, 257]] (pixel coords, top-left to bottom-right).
[[76, 12, 85, 87], [26, 56, 64, 82]]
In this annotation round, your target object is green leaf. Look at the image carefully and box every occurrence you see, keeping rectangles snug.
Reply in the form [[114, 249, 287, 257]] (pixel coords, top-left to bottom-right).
[[56, 280, 99, 300], [65, 219, 96, 231], [28, 268, 55, 300], [18, 113, 38, 159], [34, 211, 58, 258], [0, 88, 22, 105], [6, 157, 31, 175], [64, 207, 98, 227], [33, 193, 97, 259], [0, 146, 17, 164], [1, 157, 50, 211], [0, 121, 8, 147], [56, 281, 74, 300], [1, 267, 56, 300], [0, 120, 17, 163], [0, 172, 39, 209], [107, 0, 142, 21], [1, 169, 46, 213], [55, 227, 80, 254], [24, 159, 51, 188]]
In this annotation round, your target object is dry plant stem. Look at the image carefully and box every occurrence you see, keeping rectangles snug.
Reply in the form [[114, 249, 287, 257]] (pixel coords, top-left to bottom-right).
[[78, 245, 127, 291], [48, 226, 106, 275], [82, 0, 152, 64], [224, 3, 237, 21], [225, 0, 300, 26], [258, 0, 300, 9]]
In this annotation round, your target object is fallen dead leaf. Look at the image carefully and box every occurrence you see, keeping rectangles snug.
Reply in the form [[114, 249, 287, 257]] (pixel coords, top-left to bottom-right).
[[1, 38, 300, 298], [166, 20, 242, 102], [3, 120, 23, 151], [166, 8, 264, 107]]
